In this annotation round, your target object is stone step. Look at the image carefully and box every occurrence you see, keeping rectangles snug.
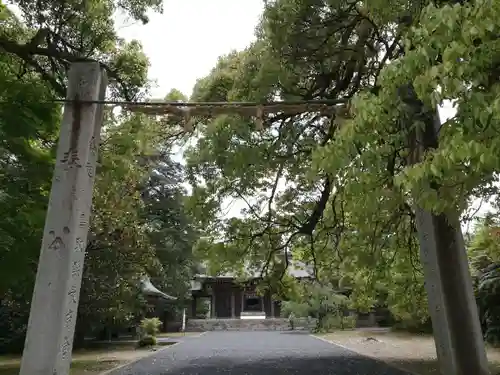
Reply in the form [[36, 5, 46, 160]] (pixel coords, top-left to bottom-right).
[[185, 318, 315, 332]]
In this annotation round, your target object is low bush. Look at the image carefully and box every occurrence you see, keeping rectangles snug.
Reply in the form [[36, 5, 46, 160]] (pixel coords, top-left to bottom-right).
[[314, 313, 356, 333], [137, 335, 157, 347], [342, 315, 357, 329]]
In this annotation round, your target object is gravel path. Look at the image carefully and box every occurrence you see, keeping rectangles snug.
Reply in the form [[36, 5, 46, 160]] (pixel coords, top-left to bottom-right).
[[109, 331, 412, 375]]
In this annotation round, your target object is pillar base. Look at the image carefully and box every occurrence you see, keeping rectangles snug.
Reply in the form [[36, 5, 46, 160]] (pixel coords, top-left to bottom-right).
[[416, 209, 489, 375]]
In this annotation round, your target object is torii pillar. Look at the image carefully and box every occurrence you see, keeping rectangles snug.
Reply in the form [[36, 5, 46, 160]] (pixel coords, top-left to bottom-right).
[[402, 84, 489, 375], [19, 62, 107, 375]]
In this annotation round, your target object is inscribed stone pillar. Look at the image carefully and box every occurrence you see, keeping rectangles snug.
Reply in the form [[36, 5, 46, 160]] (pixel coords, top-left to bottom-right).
[[19, 62, 107, 375], [402, 87, 489, 375]]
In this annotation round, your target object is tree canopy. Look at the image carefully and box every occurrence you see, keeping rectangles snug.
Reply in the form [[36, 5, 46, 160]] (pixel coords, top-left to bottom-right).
[[2, 0, 500, 353], [0, 0, 197, 353], [0, 0, 155, 99], [185, 0, 500, 325]]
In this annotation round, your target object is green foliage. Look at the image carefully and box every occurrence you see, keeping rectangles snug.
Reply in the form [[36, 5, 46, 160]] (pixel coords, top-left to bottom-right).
[[137, 335, 157, 347], [319, 314, 357, 332], [0, 0, 198, 354], [0, 14, 60, 352], [469, 214, 500, 268], [3, 0, 500, 356], [343, 315, 357, 329], [183, 0, 500, 334], [4, 0, 160, 98], [476, 264, 500, 346], [184, 0, 431, 325], [139, 317, 162, 337], [0, 100, 196, 351], [193, 298, 210, 318], [469, 203, 500, 345], [281, 301, 310, 319], [76, 113, 161, 338], [75, 110, 197, 340], [0, 57, 59, 297], [338, 0, 500, 217], [280, 283, 354, 332], [142, 154, 198, 311]]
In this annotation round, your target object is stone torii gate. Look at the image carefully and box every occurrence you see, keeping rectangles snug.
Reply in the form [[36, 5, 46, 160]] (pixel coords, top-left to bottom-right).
[[19, 61, 489, 375]]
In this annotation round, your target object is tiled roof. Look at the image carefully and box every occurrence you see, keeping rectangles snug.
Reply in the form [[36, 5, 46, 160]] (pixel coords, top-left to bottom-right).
[[193, 259, 313, 280], [140, 276, 177, 300]]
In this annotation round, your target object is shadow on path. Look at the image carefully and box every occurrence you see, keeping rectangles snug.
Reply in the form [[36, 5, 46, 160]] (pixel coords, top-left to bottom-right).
[[110, 331, 415, 375], [151, 353, 413, 374]]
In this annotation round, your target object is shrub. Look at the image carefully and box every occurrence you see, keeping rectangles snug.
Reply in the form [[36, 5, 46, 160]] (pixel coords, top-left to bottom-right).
[[281, 301, 309, 319], [137, 335, 157, 347], [281, 283, 355, 333], [342, 315, 357, 329], [139, 317, 162, 337], [392, 318, 433, 334], [314, 313, 356, 333], [316, 314, 341, 333], [475, 263, 500, 346]]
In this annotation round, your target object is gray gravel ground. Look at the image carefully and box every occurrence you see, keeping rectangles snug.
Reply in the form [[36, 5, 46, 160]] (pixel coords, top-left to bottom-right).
[[110, 331, 411, 375]]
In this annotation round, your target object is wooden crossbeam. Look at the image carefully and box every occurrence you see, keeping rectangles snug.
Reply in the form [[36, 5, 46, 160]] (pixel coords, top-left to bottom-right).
[[125, 102, 351, 132], [50, 98, 353, 132]]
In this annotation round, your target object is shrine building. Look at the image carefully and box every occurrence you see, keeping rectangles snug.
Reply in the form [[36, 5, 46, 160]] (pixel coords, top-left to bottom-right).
[[189, 264, 312, 320]]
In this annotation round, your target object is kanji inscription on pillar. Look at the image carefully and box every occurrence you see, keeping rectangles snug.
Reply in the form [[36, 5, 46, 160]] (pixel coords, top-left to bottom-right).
[[48, 236, 65, 251], [86, 162, 94, 178], [60, 337, 71, 360], [89, 136, 97, 154], [64, 309, 74, 327], [78, 212, 88, 228], [75, 237, 85, 252], [60, 150, 81, 170], [47, 227, 70, 252], [67, 285, 77, 304], [71, 261, 82, 278]]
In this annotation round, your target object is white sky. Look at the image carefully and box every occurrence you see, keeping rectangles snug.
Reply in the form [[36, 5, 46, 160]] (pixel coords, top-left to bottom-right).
[[116, 0, 264, 99]]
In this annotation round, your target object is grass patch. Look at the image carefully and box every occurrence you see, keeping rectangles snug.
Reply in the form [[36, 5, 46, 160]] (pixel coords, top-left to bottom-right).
[[71, 360, 123, 375], [0, 365, 19, 375], [76, 341, 138, 351], [0, 359, 122, 375], [0, 340, 177, 375]]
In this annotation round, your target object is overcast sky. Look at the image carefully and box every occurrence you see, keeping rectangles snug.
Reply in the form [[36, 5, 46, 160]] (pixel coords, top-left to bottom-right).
[[116, 0, 264, 99]]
